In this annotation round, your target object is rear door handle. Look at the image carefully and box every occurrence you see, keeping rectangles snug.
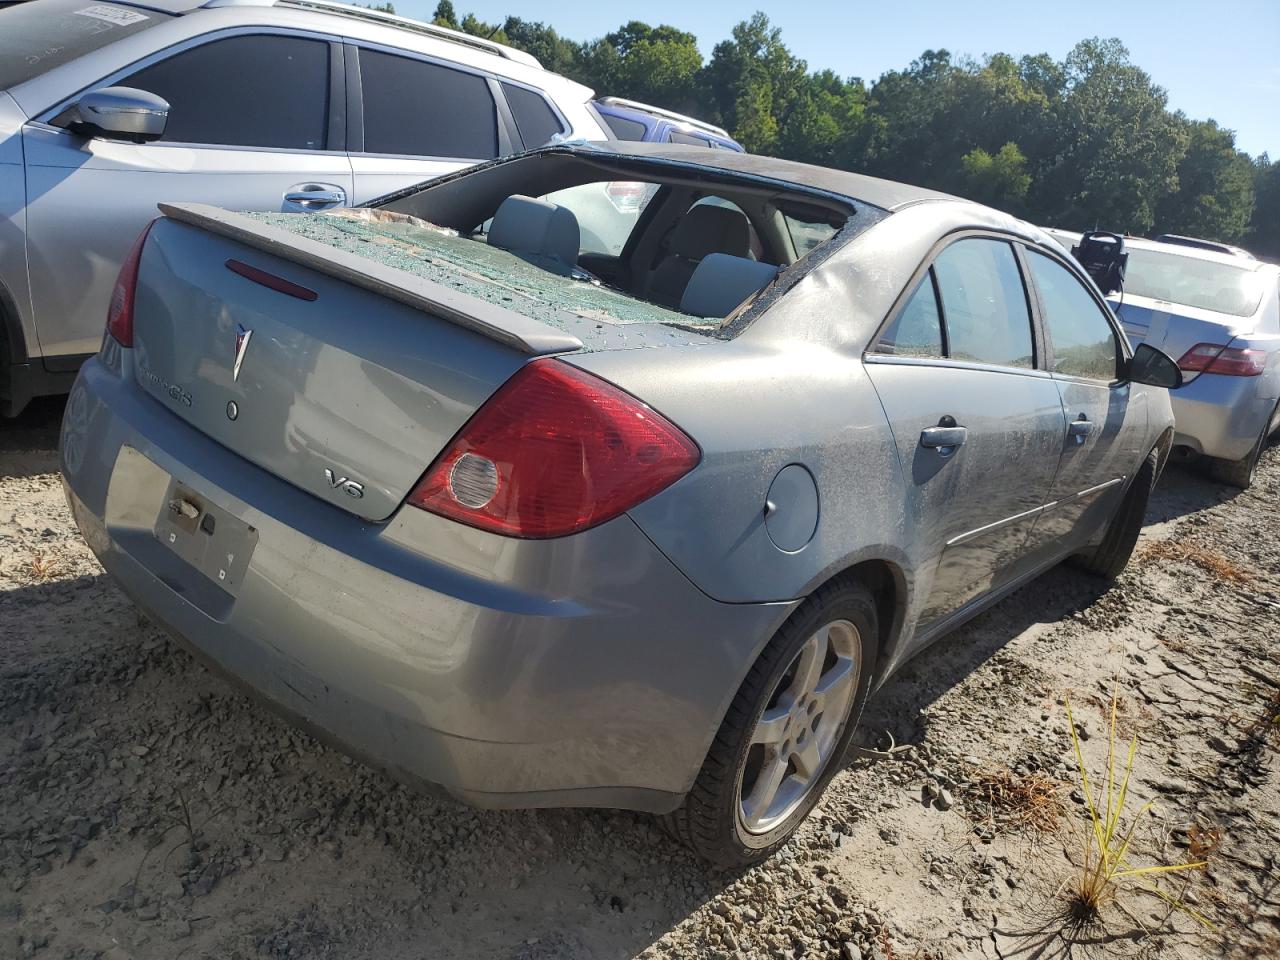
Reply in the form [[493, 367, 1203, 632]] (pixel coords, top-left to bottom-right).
[[920, 418, 967, 455], [1068, 415, 1093, 443], [284, 185, 346, 210]]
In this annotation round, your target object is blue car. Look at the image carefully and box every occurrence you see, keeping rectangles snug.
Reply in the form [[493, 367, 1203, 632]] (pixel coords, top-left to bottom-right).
[[593, 96, 744, 152]]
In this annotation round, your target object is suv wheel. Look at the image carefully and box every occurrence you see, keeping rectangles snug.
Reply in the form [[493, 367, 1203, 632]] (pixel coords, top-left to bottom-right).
[[665, 577, 878, 867]]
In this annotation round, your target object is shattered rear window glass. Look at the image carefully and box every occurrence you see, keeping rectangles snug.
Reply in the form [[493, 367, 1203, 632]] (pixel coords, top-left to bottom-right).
[[245, 211, 717, 332]]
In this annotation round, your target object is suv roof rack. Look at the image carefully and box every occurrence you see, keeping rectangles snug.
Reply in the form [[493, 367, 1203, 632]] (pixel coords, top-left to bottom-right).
[[201, 0, 542, 68], [1152, 233, 1256, 260], [597, 96, 730, 140]]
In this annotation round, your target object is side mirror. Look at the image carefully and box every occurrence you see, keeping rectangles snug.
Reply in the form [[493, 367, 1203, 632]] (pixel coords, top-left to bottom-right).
[[71, 87, 169, 143], [1126, 342, 1183, 389]]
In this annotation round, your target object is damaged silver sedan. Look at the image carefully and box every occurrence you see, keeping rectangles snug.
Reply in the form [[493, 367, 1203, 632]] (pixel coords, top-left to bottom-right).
[[60, 142, 1183, 865]]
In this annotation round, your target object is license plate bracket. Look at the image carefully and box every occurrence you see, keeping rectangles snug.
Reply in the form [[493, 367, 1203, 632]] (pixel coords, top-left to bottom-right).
[[153, 481, 257, 593]]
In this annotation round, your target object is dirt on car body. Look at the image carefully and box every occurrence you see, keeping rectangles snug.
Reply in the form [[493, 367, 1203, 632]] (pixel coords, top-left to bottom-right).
[[1, 406, 1277, 959]]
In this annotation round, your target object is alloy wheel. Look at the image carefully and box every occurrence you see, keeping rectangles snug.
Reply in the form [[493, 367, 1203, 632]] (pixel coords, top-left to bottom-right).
[[736, 619, 862, 835]]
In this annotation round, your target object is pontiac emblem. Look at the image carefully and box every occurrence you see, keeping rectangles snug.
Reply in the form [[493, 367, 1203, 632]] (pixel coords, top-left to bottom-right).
[[232, 324, 252, 382]]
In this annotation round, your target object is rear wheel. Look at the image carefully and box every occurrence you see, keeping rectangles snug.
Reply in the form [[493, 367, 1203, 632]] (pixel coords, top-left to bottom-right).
[[1073, 448, 1158, 580], [1207, 406, 1276, 490], [666, 577, 878, 867]]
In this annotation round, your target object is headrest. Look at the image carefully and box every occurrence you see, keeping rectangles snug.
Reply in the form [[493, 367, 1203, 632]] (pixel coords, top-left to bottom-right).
[[680, 253, 780, 318], [488, 195, 580, 273], [669, 204, 751, 261]]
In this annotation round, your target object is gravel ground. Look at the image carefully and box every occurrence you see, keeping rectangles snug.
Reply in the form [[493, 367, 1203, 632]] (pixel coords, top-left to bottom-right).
[[2, 397, 1277, 960]]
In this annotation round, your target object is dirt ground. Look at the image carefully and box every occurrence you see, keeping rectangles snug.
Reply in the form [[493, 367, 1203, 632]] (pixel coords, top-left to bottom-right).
[[2, 396, 1277, 960]]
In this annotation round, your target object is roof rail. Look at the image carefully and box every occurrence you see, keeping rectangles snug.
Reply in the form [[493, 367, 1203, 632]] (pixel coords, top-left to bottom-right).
[[1151, 233, 1256, 260], [202, 0, 542, 68], [597, 96, 731, 140]]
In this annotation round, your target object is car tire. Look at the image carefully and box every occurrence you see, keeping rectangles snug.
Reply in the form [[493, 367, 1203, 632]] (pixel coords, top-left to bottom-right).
[[665, 576, 878, 867], [1072, 448, 1159, 580], [1207, 405, 1276, 490]]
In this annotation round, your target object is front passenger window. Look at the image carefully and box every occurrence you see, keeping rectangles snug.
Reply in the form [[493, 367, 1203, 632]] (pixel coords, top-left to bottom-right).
[[933, 239, 1035, 369], [119, 35, 330, 149], [1027, 251, 1121, 381]]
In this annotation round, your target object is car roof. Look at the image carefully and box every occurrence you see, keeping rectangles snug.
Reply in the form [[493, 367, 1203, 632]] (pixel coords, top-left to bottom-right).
[[1045, 226, 1275, 274], [119, 0, 548, 71], [567, 141, 960, 211], [594, 96, 734, 142]]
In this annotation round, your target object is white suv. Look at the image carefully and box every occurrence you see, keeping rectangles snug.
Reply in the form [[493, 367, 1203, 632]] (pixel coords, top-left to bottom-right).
[[0, 0, 605, 415]]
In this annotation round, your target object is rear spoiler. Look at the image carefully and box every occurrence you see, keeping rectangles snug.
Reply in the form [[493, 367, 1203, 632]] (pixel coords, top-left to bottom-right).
[[157, 203, 585, 356]]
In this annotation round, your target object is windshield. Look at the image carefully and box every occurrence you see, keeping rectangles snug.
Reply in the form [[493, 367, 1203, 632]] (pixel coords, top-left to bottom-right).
[[0, 1, 166, 91], [1122, 247, 1264, 318]]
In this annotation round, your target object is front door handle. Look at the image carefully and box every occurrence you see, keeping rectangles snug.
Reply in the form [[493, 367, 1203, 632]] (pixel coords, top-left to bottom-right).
[[920, 416, 968, 456], [1068, 415, 1093, 444], [284, 185, 346, 210]]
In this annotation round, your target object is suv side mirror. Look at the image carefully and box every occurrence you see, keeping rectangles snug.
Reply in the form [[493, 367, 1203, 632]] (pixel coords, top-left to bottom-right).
[[1126, 342, 1183, 389], [71, 87, 169, 143]]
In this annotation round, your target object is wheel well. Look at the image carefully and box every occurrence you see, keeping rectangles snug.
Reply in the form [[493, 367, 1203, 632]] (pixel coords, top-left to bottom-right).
[[822, 559, 906, 686], [0, 287, 13, 406], [0, 280, 22, 371]]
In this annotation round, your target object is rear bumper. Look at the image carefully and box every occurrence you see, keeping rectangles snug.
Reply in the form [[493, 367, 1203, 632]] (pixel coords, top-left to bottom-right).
[[61, 358, 794, 812], [1171, 373, 1277, 462]]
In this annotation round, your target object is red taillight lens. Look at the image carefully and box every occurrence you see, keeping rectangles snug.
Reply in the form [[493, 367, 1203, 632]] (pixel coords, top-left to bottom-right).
[[1176, 342, 1267, 377], [407, 359, 700, 538], [105, 220, 157, 347], [605, 181, 648, 212]]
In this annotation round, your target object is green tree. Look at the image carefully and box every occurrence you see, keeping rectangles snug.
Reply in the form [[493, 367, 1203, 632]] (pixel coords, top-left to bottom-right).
[[959, 142, 1032, 212], [432, 8, 1270, 250], [1248, 156, 1280, 259], [499, 18, 579, 76], [702, 13, 809, 153], [1031, 38, 1185, 233], [431, 1, 456, 28], [458, 12, 507, 45], [1154, 118, 1255, 242]]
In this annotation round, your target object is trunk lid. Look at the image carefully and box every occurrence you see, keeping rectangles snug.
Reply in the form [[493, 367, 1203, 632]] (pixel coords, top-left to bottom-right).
[[1110, 292, 1255, 367], [131, 212, 579, 521]]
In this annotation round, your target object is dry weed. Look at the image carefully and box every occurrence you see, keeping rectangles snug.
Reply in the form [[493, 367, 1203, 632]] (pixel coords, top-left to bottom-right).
[[28, 551, 64, 581], [1137, 540, 1252, 584], [1228, 681, 1280, 750], [1185, 823, 1223, 865], [965, 769, 1065, 836]]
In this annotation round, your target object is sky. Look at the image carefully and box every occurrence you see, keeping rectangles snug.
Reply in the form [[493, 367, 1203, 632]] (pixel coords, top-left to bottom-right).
[[397, 0, 1280, 159]]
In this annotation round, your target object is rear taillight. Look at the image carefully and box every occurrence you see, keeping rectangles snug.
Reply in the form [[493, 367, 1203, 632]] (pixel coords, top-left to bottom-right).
[[1176, 342, 1267, 377], [605, 181, 648, 212], [407, 358, 700, 538], [105, 220, 157, 348]]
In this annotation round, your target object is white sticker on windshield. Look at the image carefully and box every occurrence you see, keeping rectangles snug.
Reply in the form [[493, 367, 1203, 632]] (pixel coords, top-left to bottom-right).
[[75, 5, 149, 26]]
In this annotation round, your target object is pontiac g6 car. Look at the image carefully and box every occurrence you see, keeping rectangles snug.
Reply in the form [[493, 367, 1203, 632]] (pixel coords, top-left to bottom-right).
[[61, 143, 1183, 865]]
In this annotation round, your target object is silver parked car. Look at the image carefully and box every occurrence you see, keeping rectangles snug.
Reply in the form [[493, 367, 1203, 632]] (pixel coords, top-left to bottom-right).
[[61, 143, 1183, 865], [0, 0, 605, 416], [1048, 229, 1280, 488]]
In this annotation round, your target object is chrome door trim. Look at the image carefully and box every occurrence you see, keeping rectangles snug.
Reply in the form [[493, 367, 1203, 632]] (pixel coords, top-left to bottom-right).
[[945, 502, 1051, 548], [944, 476, 1125, 548]]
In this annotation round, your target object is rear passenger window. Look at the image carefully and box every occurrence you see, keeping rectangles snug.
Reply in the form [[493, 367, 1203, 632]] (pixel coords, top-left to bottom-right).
[[359, 49, 497, 158], [600, 113, 647, 140], [501, 82, 564, 149], [874, 271, 944, 358], [669, 130, 712, 147], [1027, 251, 1120, 381], [933, 239, 1035, 369], [120, 35, 329, 149]]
